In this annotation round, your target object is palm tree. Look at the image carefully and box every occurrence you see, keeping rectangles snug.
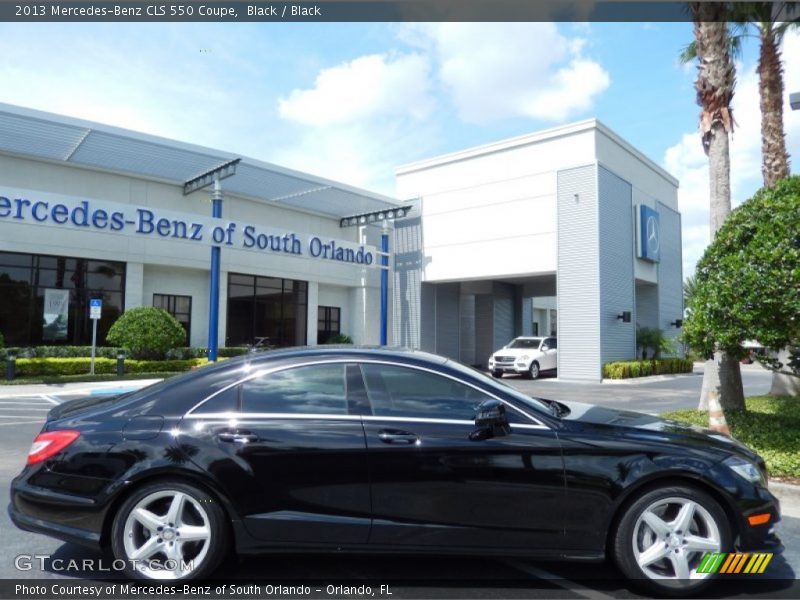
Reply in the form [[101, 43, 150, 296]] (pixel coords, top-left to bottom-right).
[[681, 4, 799, 186], [683, 4, 800, 396], [691, 2, 746, 416]]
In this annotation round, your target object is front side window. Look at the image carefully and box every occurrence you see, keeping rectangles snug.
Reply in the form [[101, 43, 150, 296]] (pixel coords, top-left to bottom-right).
[[242, 364, 347, 415], [360, 363, 492, 421]]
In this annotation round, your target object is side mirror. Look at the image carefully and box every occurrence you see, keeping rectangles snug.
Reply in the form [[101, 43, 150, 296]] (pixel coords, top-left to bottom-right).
[[541, 344, 549, 351], [470, 399, 511, 441]]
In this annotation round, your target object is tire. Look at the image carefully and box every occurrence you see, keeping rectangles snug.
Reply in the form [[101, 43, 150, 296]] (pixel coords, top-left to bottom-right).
[[528, 361, 540, 380], [612, 485, 731, 597], [111, 480, 229, 580], [491, 370, 503, 378]]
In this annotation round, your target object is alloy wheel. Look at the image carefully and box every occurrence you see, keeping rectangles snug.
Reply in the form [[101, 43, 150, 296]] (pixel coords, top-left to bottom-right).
[[122, 489, 212, 579], [632, 496, 721, 581], [529, 362, 540, 379]]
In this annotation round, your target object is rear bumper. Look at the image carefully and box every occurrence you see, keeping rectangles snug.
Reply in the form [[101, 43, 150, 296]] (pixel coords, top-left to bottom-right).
[[9, 474, 106, 550]]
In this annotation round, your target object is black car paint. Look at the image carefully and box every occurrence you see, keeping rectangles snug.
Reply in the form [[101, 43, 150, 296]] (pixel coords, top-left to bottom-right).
[[9, 347, 781, 562]]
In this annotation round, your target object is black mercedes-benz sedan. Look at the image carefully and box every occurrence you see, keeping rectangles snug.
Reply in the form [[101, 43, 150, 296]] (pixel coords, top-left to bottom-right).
[[9, 347, 782, 595]]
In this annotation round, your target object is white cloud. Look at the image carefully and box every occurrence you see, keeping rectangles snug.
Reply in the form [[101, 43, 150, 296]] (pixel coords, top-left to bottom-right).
[[663, 30, 800, 278], [406, 23, 610, 124], [278, 52, 434, 126]]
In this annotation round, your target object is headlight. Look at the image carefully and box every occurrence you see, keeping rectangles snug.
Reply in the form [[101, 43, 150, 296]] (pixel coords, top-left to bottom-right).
[[724, 456, 766, 486], [519, 355, 529, 361]]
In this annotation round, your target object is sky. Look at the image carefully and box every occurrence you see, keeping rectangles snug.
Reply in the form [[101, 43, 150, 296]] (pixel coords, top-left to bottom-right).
[[0, 20, 798, 279]]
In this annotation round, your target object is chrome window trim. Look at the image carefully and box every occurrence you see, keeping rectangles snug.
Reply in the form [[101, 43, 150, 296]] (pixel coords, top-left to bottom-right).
[[184, 412, 362, 421], [184, 358, 549, 430]]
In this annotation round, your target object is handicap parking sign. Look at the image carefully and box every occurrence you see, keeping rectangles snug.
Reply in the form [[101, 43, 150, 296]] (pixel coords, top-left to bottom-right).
[[89, 298, 102, 320]]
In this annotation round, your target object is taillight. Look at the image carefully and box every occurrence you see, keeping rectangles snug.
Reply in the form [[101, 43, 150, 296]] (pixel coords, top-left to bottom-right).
[[27, 430, 80, 465]]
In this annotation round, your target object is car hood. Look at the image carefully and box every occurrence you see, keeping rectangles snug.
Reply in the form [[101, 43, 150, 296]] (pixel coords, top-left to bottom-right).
[[554, 399, 759, 461]]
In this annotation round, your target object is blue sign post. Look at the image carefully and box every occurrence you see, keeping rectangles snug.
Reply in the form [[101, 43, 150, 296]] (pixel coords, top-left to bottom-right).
[[380, 224, 389, 346], [208, 181, 222, 362], [183, 159, 240, 362]]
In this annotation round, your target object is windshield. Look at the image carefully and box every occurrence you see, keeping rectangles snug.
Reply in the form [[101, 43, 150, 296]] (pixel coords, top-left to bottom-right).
[[508, 338, 542, 349], [445, 360, 553, 414]]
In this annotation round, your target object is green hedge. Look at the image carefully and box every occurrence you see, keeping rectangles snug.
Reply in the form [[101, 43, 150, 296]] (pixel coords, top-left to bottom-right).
[[165, 346, 250, 359], [0, 346, 249, 361], [11, 357, 208, 377], [603, 358, 694, 379]]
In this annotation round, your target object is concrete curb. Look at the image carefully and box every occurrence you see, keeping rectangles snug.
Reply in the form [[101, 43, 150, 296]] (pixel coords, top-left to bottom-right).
[[601, 371, 701, 385], [0, 379, 161, 399]]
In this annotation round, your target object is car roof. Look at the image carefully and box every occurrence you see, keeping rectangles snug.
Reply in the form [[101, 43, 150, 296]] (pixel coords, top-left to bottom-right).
[[225, 345, 449, 368]]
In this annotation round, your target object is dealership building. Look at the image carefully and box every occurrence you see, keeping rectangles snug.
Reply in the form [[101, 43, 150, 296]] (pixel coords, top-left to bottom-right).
[[0, 103, 682, 380]]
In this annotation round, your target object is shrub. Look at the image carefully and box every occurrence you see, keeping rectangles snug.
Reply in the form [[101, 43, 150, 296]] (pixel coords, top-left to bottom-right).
[[323, 333, 354, 344], [603, 358, 694, 379], [106, 307, 186, 359]]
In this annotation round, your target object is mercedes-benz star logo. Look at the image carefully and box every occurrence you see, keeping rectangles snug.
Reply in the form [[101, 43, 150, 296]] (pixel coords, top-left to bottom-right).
[[646, 215, 660, 256]]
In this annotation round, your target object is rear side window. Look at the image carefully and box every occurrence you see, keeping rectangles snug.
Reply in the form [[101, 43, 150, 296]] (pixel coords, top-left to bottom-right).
[[193, 385, 239, 414], [242, 364, 347, 415]]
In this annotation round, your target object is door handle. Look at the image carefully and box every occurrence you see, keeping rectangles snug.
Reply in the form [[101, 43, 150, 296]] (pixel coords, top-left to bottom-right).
[[378, 429, 419, 445], [217, 430, 259, 444]]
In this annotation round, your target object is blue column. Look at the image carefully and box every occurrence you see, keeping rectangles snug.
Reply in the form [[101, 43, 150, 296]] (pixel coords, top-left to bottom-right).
[[208, 188, 222, 362], [380, 229, 389, 346]]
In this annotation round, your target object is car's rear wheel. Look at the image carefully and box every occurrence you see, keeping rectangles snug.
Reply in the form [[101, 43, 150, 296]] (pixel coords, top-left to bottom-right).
[[613, 485, 730, 596], [111, 481, 228, 580], [491, 369, 503, 378], [528, 361, 540, 380]]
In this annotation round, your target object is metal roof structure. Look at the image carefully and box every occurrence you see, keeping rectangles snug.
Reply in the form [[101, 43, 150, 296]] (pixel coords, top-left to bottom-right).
[[0, 102, 402, 219]]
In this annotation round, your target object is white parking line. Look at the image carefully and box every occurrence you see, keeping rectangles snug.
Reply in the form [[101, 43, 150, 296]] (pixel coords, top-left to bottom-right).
[[506, 560, 619, 600], [40, 394, 62, 405], [0, 419, 43, 426]]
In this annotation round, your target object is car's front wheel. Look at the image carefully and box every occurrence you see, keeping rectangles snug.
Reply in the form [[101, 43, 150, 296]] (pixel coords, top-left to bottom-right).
[[111, 480, 228, 580], [491, 369, 503, 378], [613, 485, 730, 596], [527, 361, 540, 380]]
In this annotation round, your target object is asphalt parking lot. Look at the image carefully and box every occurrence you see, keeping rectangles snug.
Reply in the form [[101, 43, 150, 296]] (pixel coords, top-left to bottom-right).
[[0, 369, 796, 599]]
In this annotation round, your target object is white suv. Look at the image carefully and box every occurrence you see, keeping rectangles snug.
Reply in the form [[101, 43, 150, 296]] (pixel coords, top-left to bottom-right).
[[488, 336, 557, 380]]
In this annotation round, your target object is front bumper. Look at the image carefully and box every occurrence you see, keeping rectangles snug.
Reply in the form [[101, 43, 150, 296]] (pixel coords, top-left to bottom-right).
[[734, 486, 784, 555]]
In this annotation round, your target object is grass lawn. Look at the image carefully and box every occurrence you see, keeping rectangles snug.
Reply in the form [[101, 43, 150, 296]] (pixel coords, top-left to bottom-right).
[[662, 395, 800, 480], [0, 372, 180, 385]]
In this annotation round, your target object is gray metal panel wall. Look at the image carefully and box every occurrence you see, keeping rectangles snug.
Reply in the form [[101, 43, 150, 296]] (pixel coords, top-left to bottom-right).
[[460, 294, 476, 366], [393, 214, 424, 348], [657, 202, 684, 356], [475, 294, 494, 368], [493, 282, 515, 351], [435, 283, 461, 360], [419, 282, 436, 353], [635, 282, 659, 329], [598, 167, 635, 364], [557, 165, 601, 380]]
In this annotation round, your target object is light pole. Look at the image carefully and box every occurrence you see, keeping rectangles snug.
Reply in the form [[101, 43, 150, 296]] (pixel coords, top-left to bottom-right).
[[340, 206, 411, 345], [184, 158, 240, 362]]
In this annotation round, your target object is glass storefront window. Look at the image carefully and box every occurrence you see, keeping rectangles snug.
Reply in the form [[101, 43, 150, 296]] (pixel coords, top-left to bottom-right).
[[226, 273, 307, 348], [0, 251, 125, 346]]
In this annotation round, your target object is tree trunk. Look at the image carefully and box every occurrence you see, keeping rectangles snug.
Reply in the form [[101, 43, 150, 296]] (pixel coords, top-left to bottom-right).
[[768, 349, 800, 396], [758, 27, 790, 187], [757, 26, 792, 396], [692, 7, 746, 414]]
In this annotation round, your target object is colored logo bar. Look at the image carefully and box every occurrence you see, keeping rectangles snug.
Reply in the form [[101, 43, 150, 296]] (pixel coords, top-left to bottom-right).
[[697, 553, 773, 574]]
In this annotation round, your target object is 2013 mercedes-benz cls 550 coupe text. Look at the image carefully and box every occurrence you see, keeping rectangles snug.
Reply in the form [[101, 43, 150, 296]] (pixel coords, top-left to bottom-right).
[[9, 347, 782, 595]]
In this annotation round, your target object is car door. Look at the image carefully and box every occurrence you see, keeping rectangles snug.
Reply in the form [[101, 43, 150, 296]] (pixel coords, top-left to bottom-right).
[[542, 337, 558, 371], [184, 361, 371, 545], [358, 361, 566, 551]]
